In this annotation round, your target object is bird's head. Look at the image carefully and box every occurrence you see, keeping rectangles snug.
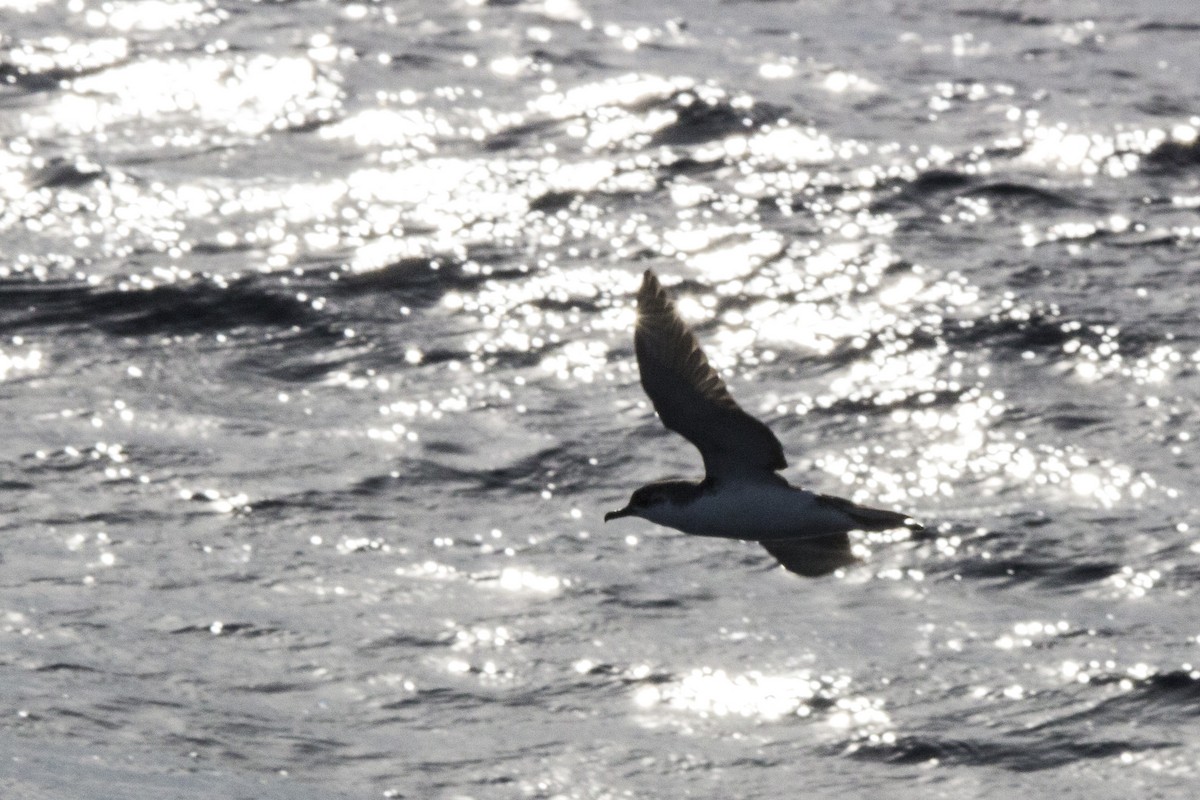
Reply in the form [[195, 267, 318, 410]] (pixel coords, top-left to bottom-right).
[[604, 481, 692, 523]]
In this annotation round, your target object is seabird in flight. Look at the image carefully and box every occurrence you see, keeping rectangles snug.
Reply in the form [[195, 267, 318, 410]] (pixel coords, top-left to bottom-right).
[[605, 270, 922, 577]]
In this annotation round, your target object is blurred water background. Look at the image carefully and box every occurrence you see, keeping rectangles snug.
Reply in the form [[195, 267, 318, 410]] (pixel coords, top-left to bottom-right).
[[3, 0, 1200, 797]]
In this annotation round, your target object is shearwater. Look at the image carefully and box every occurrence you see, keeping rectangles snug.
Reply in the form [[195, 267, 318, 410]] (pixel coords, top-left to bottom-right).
[[605, 270, 923, 577]]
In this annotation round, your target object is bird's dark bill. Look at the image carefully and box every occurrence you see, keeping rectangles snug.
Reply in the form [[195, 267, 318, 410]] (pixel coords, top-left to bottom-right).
[[604, 507, 633, 522]]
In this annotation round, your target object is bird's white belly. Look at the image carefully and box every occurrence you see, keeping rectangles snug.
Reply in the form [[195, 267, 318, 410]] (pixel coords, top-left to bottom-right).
[[645, 483, 851, 541]]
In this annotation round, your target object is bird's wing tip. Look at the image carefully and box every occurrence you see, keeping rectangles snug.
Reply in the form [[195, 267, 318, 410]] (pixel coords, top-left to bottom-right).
[[636, 270, 668, 315], [639, 269, 661, 295]]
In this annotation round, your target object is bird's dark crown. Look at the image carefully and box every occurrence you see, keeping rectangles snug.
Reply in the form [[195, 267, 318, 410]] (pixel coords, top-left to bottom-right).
[[627, 479, 707, 508], [605, 478, 709, 522]]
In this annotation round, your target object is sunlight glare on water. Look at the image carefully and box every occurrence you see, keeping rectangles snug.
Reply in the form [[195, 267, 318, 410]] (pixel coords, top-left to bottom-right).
[[27, 55, 339, 141], [0, 341, 43, 381], [5, 0, 1200, 797], [81, 0, 225, 31], [634, 666, 887, 728]]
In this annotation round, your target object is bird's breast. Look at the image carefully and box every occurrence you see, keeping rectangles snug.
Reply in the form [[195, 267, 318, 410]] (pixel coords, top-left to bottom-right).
[[646, 483, 853, 540]]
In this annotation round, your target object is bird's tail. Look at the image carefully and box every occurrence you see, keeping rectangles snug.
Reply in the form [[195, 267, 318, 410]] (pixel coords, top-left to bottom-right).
[[817, 494, 923, 532]]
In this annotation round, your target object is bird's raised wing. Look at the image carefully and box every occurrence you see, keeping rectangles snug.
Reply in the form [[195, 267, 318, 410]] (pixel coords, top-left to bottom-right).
[[634, 269, 786, 482]]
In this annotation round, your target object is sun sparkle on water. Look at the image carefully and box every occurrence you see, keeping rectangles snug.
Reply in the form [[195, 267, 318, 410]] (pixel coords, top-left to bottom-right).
[[630, 666, 893, 740]]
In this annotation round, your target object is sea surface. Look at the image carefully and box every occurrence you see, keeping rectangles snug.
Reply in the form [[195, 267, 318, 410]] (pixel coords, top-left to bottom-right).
[[2, 0, 1200, 797]]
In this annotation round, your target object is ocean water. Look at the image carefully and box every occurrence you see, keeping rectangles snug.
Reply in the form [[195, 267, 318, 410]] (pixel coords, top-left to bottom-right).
[[2, 0, 1200, 797]]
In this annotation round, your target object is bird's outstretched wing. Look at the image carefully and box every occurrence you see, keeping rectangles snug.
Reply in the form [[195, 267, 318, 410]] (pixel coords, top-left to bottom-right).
[[759, 535, 857, 577], [634, 269, 786, 482]]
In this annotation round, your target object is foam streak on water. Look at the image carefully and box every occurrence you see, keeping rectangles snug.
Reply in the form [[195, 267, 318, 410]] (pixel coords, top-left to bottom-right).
[[2, 1, 1200, 797]]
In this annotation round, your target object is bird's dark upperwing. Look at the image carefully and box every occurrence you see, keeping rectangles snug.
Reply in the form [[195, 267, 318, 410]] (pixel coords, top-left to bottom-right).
[[634, 269, 786, 481]]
